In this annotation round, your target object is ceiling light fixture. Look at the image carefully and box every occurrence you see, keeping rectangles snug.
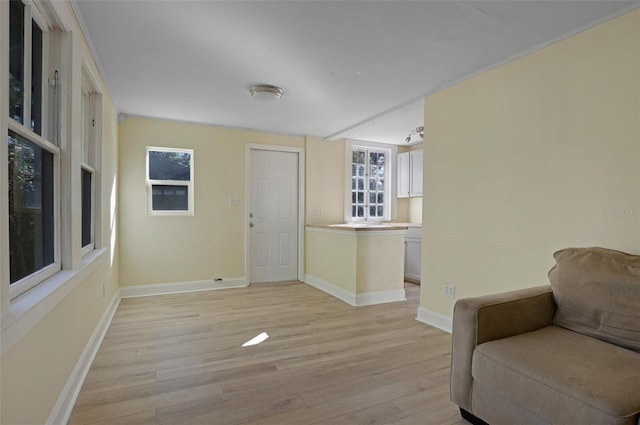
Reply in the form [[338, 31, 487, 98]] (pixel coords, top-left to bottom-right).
[[405, 126, 424, 143], [249, 84, 284, 101]]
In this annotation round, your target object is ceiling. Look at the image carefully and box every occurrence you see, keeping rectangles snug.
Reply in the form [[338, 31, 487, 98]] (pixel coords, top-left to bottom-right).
[[73, 1, 638, 145]]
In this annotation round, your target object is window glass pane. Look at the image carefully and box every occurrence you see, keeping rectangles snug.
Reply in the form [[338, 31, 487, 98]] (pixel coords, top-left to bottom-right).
[[152, 185, 189, 211], [81, 90, 91, 163], [8, 131, 55, 283], [149, 150, 191, 181], [357, 206, 364, 217], [9, 0, 25, 124], [81, 168, 92, 247], [31, 20, 43, 135]]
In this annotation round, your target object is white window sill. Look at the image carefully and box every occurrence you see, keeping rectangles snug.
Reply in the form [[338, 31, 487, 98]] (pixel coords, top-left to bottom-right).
[[1, 248, 108, 355]]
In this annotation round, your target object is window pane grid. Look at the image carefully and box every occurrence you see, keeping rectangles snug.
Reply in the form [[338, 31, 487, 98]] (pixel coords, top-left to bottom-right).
[[351, 148, 386, 220]]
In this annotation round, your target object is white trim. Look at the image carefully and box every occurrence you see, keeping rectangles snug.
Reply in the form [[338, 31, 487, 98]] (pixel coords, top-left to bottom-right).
[[245, 144, 305, 283], [304, 274, 406, 307], [416, 306, 453, 334], [8, 117, 61, 154], [1, 0, 11, 316], [355, 289, 406, 306], [46, 288, 120, 425], [304, 274, 357, 306], [1, 249, 108, 355], [119, 278, 247, 298]]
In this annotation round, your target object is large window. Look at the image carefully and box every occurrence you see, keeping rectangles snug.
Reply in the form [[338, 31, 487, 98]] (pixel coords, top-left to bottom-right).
[[351, 147, 389, 221], [146, 147, 194, 214], [81, 82, 96, 253], [7, 0, 60, 298]]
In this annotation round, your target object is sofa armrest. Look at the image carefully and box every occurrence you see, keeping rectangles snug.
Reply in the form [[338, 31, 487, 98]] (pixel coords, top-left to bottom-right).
[[450, 285, 556, 411]]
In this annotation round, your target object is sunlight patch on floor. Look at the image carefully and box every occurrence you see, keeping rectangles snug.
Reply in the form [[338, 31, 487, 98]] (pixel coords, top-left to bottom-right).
[[242, 332, 269, 347]]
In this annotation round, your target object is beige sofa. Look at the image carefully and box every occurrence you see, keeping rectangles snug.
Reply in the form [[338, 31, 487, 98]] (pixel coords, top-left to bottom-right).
[[451, 247, 640, 425]]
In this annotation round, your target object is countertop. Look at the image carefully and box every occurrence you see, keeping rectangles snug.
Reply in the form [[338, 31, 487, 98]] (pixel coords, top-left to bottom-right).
[[306, 222, 421, 231]]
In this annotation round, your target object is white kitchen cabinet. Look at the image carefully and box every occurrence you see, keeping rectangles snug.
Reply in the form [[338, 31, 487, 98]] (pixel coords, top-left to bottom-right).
[[404, 227, 422, 283], [397, 149, 423, 198], [409, 149, 423, 197], [397, 152, 410, 198]]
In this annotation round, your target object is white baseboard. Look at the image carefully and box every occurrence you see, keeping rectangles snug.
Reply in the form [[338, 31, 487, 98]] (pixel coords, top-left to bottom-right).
[[416, 306, 453, 333], [304, 274, 357, 306], [46, 289, 121, 425], [355, 288, 406, 306], [304, 275, 406, 307], [120, 278, 247, 298]]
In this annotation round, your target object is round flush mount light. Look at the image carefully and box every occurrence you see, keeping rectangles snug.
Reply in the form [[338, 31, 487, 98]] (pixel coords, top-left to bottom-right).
[[249, 84, 284, 101]]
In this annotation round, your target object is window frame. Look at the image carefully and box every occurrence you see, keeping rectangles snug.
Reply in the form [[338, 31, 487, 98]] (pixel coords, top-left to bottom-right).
[[7, 121, 61, 300], [80, 78, 95, 255], [7, 0, 60, 300], [343, 139, 397, 223], [146, 146, 194, 216]]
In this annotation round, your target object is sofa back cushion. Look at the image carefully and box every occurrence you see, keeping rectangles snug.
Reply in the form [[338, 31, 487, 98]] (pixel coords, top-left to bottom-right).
[[548, 247, 640, 352]]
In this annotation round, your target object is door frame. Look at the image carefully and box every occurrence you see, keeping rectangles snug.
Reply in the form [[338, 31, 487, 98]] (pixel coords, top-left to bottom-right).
[[245, 144, 305, 283]]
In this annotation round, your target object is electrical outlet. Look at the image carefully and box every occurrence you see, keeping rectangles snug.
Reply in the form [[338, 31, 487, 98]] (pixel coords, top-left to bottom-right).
[[314, 207, 323, 216], [444, 283, 455, 298]]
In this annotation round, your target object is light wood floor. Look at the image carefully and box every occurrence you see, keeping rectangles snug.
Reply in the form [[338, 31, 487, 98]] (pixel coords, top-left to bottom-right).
[[69, 282, 465, 425]]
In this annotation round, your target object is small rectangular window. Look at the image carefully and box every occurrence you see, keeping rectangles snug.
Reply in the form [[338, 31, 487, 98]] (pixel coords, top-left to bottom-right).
[[146, 147, 194, 214]]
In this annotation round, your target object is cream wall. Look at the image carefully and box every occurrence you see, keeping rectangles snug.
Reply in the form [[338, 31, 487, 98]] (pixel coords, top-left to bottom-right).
[[306, 229, 357, 293], [0, 2, 120, 423], [118, 117, 304, 286], [420, 9, 640, 319], [305, 136, 345, 225]]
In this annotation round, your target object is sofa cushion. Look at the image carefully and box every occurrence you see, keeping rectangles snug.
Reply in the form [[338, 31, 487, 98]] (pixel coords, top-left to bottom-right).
[[473, 326, 640, 425], [548, 247, 640, 352]]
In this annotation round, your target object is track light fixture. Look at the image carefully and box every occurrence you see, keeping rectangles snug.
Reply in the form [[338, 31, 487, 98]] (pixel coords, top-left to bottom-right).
[[405, 126, 424, 143]]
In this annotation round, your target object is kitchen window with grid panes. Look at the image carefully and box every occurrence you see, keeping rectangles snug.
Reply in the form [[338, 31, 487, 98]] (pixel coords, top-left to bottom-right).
[[351, 148, 387, 220], [7, 0, 61, 298], [146, 147, 194, 215]]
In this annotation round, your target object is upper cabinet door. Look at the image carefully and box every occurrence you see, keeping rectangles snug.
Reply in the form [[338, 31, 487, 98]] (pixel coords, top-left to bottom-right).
[[409, 150, 423, 197], [397, 152, 410, 198]]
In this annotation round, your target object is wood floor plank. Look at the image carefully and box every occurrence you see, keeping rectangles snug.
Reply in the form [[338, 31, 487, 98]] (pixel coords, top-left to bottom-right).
[[69, 282, 464, 425]]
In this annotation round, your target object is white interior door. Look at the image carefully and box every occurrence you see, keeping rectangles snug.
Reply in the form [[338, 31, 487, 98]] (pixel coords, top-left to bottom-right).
[[249, 149, 299, 283]]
